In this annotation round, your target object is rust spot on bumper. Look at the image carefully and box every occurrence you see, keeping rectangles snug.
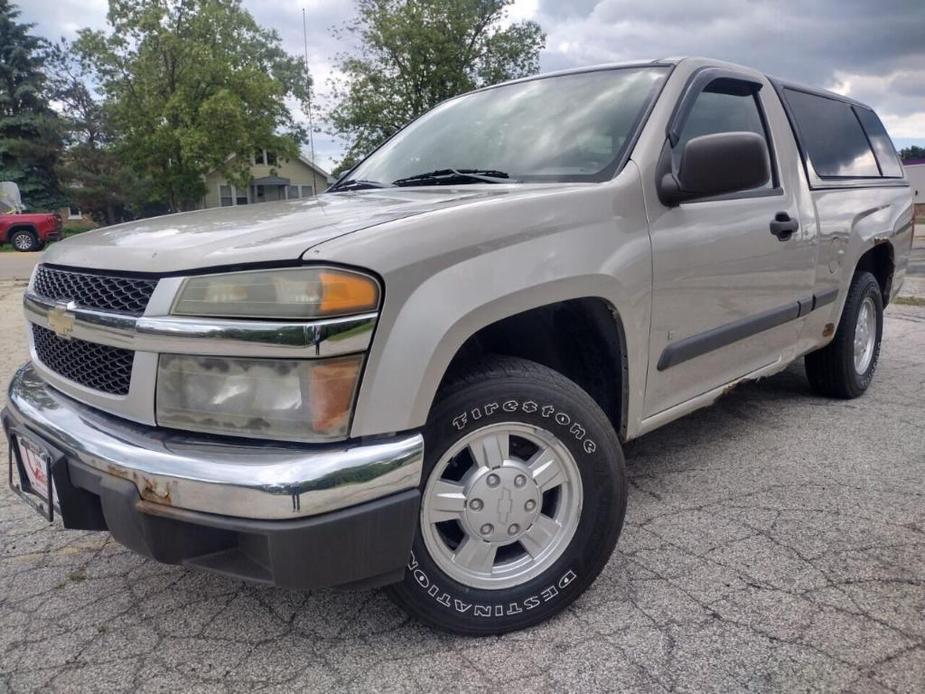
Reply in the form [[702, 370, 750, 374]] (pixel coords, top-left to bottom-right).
[[134, 498, 180, 519], [105, 464, 129, 480], [139, 478, 171, 505], [104, 464, 172, 505]]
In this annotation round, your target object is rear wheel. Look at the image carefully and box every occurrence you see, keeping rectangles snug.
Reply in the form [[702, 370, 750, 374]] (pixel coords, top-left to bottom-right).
[[804, 271, 883, 398], [386, 356, 626, 635], [9, 229, 39, 252]]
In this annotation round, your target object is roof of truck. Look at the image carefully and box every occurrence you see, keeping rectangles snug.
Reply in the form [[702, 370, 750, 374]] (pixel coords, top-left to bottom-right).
[[493, 57, 875, 112], [768, 76, 874, 111]]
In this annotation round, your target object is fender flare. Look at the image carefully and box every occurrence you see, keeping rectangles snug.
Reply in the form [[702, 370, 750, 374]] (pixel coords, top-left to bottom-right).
[[351, 272, 647, 439]]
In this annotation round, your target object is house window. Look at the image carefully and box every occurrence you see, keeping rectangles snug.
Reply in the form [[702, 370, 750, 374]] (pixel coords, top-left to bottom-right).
[[235, 187, 248, 205], [252, 149, 278, 166], [219, 185, 233, 207]]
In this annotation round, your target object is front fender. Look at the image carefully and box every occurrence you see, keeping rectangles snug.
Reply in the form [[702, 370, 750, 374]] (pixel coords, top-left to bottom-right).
[[357, 272, 643, 438], [311, 167, 654, 439]]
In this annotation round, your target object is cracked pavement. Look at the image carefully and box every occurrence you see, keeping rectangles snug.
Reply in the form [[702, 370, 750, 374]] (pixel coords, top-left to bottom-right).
[[0, 277, 922, 693]]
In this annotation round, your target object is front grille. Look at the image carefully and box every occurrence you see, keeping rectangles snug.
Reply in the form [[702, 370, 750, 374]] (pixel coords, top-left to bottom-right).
[[33, 265, 158, 315], [32, 325, 134, 395]]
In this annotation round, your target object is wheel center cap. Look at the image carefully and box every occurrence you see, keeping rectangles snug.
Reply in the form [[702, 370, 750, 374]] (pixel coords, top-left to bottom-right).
[[462, 462, 541, 543]]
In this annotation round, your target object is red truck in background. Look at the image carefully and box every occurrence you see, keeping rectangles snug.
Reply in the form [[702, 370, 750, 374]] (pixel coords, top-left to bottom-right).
[[0, 211, 62, 252], [0, 182, 63, 252]]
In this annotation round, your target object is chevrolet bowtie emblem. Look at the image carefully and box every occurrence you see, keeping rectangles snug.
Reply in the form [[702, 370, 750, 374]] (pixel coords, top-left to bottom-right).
[[47, 300, 77, 340]]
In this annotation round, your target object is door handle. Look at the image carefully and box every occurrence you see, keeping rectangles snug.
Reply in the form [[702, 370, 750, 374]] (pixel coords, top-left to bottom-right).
[[769, 212, 798, 241]]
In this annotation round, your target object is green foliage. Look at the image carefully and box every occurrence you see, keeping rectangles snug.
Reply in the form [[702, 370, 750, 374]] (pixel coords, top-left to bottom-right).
[[77, 0, 312, 211], [46, 39, 146, 224], [0, 1, 64, 211], [328, 0, 545, 172], [899, 145, 925, 162]]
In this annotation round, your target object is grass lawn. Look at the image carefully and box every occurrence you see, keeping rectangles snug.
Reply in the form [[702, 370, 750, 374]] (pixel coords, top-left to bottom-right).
[[895, 295, 925, 307]]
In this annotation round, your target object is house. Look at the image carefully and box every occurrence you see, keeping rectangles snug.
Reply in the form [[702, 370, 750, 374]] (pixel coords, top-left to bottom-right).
[[200, 149, 331, 209], [903, 159, 925, 218], [57, 206, 98, 231]]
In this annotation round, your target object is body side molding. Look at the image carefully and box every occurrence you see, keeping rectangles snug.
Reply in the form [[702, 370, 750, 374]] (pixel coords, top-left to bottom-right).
[[657, 290, 836, 371]]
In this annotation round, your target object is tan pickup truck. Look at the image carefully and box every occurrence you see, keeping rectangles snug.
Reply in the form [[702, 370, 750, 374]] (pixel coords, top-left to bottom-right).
[[4, 57, 913, 635]]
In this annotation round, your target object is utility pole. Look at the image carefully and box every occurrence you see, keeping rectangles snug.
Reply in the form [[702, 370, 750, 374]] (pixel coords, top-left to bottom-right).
[[302, 7, 318, 195]]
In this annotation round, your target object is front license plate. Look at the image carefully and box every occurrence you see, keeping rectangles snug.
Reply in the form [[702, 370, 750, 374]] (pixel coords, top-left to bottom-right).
[[10, 435, 59, 521]]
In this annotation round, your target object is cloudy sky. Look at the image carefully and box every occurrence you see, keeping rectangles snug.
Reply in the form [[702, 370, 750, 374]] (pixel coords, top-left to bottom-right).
[[20, 0, 925, 172]]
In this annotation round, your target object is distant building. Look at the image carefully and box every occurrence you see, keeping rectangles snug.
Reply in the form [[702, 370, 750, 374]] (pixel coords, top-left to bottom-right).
[[200, 149, 331, 209], [903, 159, 925, 218], [57, 206, 98, 231]]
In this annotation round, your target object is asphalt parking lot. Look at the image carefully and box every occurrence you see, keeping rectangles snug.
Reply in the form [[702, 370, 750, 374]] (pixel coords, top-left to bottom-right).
[[0, 276, 923, 692]]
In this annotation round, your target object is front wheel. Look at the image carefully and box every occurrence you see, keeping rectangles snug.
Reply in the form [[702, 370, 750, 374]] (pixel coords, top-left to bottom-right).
[[9, 229, 39, 252], [804, 271, 884, 398], [386, 356, 626, 635]]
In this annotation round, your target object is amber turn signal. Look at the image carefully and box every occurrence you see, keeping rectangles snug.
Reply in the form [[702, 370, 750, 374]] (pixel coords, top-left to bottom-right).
[[319, 270, 379, 316]]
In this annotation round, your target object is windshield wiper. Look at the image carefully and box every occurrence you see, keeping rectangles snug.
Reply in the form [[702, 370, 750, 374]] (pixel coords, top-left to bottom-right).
[[392, 169, 515, 186], [329, 178, 389, 192]]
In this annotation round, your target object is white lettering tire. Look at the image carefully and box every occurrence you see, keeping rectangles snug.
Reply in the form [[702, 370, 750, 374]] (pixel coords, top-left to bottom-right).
[[386, 356, 626, 635]]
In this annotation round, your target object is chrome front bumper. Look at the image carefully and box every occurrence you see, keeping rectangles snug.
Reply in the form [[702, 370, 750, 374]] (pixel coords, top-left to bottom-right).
[[4, 363, 424, 520]]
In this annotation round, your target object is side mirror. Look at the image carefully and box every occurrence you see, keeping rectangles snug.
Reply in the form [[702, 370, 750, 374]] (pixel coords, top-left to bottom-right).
[[658, 131, 771, 206]]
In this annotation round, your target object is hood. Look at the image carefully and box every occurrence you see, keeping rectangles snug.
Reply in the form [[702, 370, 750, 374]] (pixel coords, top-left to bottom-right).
[[40, 188, 533, 274]]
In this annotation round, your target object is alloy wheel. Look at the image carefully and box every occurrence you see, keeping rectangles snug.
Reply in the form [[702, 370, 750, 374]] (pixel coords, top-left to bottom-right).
[[853, 295, 877, 374], [13, 233, 34, 251], [420, 422, 583, 590]]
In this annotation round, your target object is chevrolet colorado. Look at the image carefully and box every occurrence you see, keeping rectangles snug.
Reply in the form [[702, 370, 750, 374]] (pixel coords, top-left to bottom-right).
[[4, 57, 913, 634]]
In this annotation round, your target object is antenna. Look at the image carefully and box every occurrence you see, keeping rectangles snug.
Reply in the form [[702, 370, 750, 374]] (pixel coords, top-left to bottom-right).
[[302, 7, 317, 194]]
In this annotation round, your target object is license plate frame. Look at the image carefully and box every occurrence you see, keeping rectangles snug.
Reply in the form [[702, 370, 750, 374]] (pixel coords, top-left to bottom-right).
[[8, 432, 59, 522]]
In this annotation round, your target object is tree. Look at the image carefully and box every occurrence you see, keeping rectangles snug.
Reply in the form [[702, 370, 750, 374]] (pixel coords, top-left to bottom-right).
[[77, 0, 312, 211], [899, 145, 925, 162], [0, 0, 64, 211], [328, 0, 545, 172], [46, 39, 144, 224]]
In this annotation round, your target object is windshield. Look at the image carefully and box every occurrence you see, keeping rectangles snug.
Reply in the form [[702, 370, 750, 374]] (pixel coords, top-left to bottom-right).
[[339, 67, 669, 187]]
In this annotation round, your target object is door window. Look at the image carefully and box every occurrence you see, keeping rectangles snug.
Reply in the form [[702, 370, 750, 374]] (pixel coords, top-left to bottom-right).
[[673, 82, 773, 190]]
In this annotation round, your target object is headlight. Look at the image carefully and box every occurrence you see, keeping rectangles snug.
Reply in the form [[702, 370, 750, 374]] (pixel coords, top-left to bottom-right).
[[156, 354, 363, 441], [171, 268, 379, 319]]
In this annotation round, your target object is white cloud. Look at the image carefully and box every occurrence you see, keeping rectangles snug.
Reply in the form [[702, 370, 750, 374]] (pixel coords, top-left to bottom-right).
[[18, 0, 925, 164], [531, 0, 925, 140], [829, 69, 925, 141], [19, 0, 109, 39], [507, 0, 539, 22], [878, 112, 925, 140]]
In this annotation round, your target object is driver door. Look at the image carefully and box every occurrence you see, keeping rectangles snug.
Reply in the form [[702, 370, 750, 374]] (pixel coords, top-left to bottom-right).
[[643, 72, 816, 417]]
